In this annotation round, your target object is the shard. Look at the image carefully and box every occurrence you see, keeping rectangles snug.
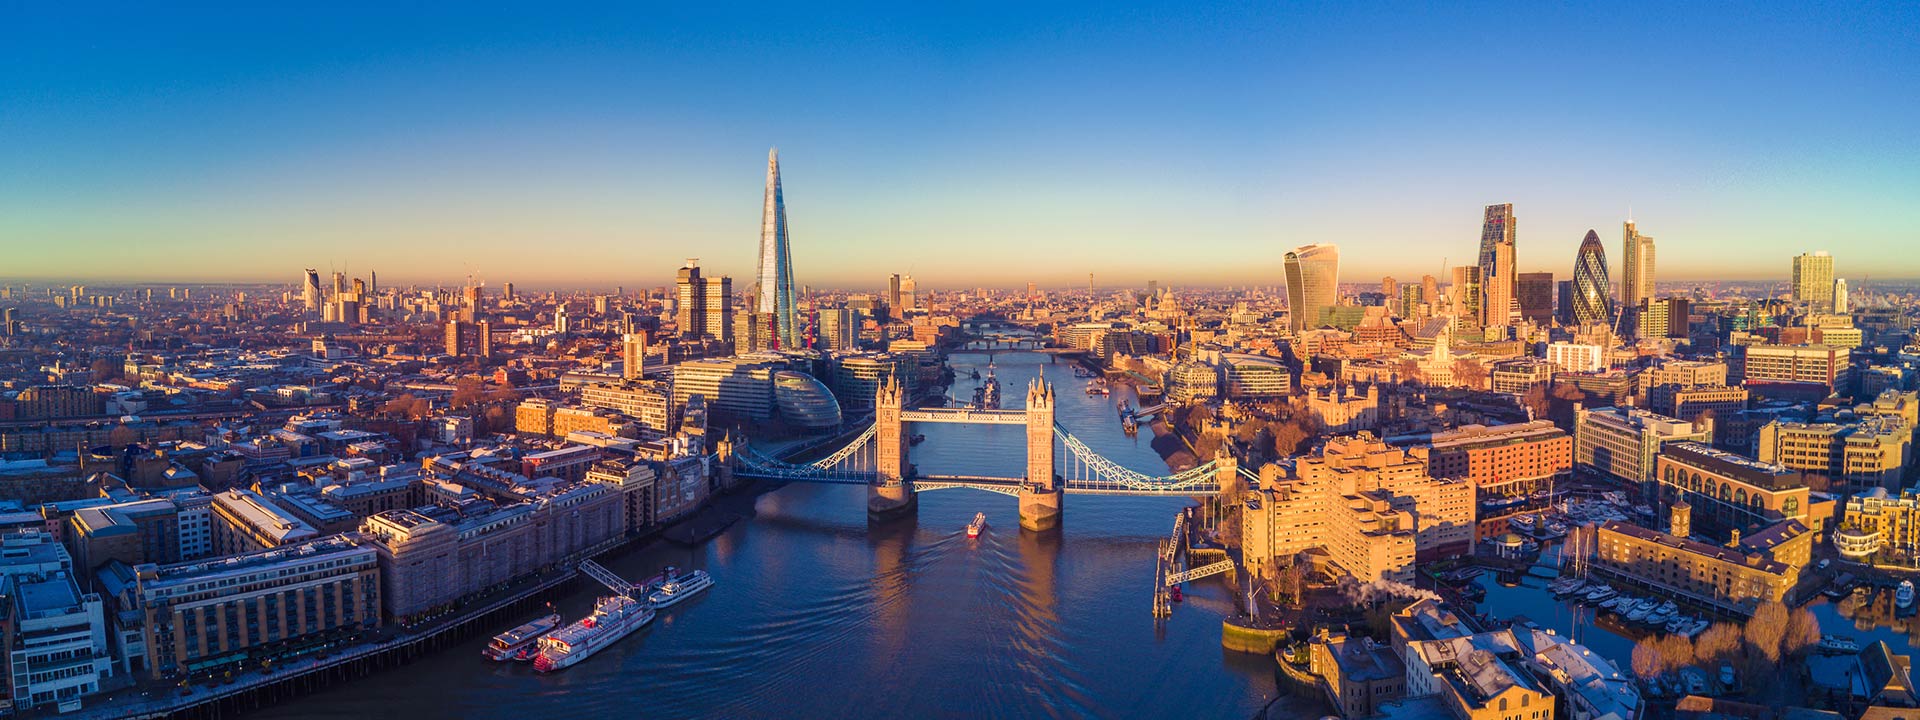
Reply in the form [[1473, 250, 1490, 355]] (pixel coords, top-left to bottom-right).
[[757, 148, 800, 349]]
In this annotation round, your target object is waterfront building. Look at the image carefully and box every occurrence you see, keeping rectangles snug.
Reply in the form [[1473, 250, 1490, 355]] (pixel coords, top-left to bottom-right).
[[1756, 417, 1912, 490], [831, 354, 910, 412], [1243, 434, 1473, 580], [671, 357, 779, 421], [1285, 244, 1340, 334], [209, 489, 319, 555], [359, 481, 623, 620], [1792, 251, 1835, 310], [1573, 406, 1713, 484], [1620, 221, 1656, 309], [1736, 344, 1851, 391], [1165, 361, 1220, 404], [1218, 353, 1292, 399], [1311, 632, 1406, 719], [1387, 600, 1554, 720], [1590, 511, 1800, 614], [0, 532, 112, 711], [1572, 231, 1611, 327], [584, 458, 658, 537], [134, 534, 380, 679], [1512, 625, 1640, 720], [1835, 487, 1920, 562], [1545, 342, 1604, 373], [772, 371, 842, 430], [1416, 420, 1571, 505], [1516, 272, 1554, 326], [756, 148, 801, 349], [1653, 441, 1824, 540]]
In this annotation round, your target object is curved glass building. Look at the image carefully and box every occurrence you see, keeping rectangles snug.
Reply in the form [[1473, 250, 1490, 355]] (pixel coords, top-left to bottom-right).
[[1572, 230, 1612, 327], [1284, 244, 1340, 334], [773, 371, 842, 430]]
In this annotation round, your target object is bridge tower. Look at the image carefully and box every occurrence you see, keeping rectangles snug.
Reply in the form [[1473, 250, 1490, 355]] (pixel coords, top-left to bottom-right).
[[1020, 378, 1063, 531], [869, 374, 916, 519]]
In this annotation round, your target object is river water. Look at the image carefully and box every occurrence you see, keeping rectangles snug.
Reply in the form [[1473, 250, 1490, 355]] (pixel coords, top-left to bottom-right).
[[250, 350, 1280, 720]]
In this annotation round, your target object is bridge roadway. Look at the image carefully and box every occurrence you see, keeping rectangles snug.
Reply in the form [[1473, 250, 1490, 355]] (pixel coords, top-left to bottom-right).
[[897, 408, 1028, 424]]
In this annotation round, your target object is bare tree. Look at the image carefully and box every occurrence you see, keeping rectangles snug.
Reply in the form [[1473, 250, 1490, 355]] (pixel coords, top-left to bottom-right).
[[1745, 601, 1789, 664], [1631, 639, 1666, 678], [1695, 623, 1743, 663], [1657, 634, 1697, 669], [1783, 606, 1822, 658], [1395, 358, 1422, 386], [1453, 358, 1488, 390]]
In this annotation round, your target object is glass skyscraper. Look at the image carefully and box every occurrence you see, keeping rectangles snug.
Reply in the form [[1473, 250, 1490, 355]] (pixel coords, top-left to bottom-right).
[[1476, 203, 1518, 324], [1573, 230, 1612, 327], [1284, 244, 1340, 334], [1621, 221, 1656, 308], [757, 148, 801, 349]]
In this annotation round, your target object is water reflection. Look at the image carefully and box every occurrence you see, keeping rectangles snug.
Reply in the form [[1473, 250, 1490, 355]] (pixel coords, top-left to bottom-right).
[[246, 349, 1275, 720]]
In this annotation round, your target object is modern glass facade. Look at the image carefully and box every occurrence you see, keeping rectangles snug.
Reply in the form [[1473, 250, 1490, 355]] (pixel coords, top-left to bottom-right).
[[757, 149, 801, 350], [1572, 230, 1612, 327], [773, 371, 843, 430], [1284, 243, 1339, 334], [1476, 203, 1518, 327]]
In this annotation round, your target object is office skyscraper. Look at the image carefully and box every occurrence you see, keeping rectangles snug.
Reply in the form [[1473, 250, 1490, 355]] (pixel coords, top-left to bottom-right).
[[1516, 272, 1554, 325], [676, 260, 728, 340], [1476, 203, 1518, 322], [1483, 240, 1515, 330], [1833, 278, 1849, 314], [1572, 230, 1612, 327], [757, 148, 800, 349], [704, 274, 733, 343], [302, 269, 321, 312], [887, 274, 902, 316], [1450, 265, 1482, 328], [1283, 244, 1339, 334], [1792, 251, 1834, 309], [623, 333, 647, 380], [1621, 221, 1656, 308]]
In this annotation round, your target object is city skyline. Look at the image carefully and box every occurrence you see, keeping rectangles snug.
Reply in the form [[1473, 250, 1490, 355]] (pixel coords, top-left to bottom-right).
[[4, 4, 1916, 286]]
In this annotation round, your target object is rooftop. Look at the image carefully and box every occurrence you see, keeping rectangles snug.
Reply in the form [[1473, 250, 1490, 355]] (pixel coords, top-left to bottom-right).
[[1663, 441, 1804, 490]]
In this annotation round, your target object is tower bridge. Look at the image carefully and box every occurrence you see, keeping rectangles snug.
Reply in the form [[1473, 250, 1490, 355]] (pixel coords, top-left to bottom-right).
[[733, 377, 1234, 531]]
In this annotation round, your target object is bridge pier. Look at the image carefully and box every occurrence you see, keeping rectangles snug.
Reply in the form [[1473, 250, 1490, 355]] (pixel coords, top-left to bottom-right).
[[1019, 484, 1063, 531], [868, 481, 917, 519]]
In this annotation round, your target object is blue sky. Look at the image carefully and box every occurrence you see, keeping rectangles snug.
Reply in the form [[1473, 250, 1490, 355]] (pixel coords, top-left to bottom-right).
[[2, 2, 1915, 290]]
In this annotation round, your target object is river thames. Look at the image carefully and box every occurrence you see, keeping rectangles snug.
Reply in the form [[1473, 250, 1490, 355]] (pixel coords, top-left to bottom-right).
[[248, 350, 1282, 719]]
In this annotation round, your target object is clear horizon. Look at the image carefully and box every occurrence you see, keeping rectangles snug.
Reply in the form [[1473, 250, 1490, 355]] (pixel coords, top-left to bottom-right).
[[4, 3, 1916, 287]]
